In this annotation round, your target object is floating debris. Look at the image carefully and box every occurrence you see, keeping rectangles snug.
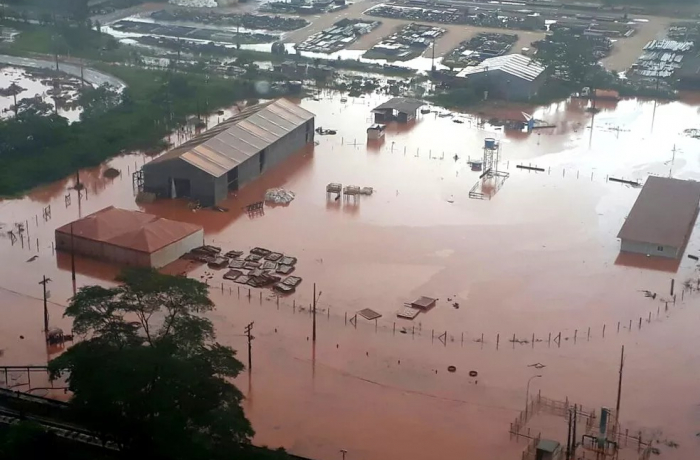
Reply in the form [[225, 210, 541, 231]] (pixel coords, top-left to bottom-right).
[[358, 308, 382, 320], [264, 188, 296, 204], [397, 307, 420, 319], [103, 167, 121, 179]]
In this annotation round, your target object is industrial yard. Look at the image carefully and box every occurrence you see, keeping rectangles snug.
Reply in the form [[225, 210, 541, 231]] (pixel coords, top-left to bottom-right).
[[2, 89, 700, 460], [363, 23, 445, 61], [296, 19, 381, 53], [442, 32, 519, 68], [4, 1, 700, 460]]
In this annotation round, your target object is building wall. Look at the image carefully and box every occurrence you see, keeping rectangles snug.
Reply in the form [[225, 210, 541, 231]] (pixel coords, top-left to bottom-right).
[[143, 119, 315, 205], [150, 229, 204, 268], [143, 158, 220, 206], [235, 120, 314, 190], [620, 239, 680, 259], [465, 69, 544, 100], [55, 233, 151, 266]]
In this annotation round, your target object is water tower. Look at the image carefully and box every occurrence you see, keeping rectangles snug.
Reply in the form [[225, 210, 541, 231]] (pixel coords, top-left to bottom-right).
[[482, 137, 501, 177]]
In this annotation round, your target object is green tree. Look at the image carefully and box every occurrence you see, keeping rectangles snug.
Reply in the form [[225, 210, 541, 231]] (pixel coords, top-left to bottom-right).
[[78, 84, 122, 121], [535, 31, 600, 88], [49, 269, 254, 460]]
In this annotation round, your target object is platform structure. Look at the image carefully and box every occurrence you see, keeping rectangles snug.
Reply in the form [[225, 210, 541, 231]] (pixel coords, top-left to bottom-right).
[[326, 182, 342, 200], [469, 137, 510, 200], [343, 185, 361, 202]]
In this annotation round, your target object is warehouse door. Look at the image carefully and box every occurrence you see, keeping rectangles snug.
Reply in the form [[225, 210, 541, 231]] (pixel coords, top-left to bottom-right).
[[172, 178, 191, 198], [259, 149, 267, 173], [227, 168, 238, 191]]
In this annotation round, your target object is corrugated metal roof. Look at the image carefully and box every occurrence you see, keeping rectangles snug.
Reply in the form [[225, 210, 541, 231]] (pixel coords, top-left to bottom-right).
[[373, 97, 425, 114], [56, 207, 203, 253], [617, 176, 700, 248], [456, 54, 545, 82], [147, 98, 314, 177]]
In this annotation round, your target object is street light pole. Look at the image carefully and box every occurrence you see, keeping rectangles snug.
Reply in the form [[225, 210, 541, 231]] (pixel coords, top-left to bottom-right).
[[525, 374, 542, 418]]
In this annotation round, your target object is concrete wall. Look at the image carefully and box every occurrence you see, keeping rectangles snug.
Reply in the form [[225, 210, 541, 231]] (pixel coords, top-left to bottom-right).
[[150, 229, 204, 268], [55, 233, 151, 266], [620, 239, 680, 259], [143, 158, 219, 206]]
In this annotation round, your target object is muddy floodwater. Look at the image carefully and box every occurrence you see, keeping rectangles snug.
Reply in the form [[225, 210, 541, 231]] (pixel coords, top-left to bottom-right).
[[2, 93, 700, 459]]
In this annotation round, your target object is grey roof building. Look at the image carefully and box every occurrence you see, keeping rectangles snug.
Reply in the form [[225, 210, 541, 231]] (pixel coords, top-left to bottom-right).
[[618, 176, 700, 259], [456, 54, 546, 100], [143, 99, 315, 206], [372, 97, 424, 123]]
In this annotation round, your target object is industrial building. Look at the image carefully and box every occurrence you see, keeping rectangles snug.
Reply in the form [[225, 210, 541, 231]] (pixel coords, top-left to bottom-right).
[[142, 99, 315, 205], [55, 207, 204, 268], [617, 176, 700, 259], [372, 97, 424, 123], [455, 54, 545, 100]]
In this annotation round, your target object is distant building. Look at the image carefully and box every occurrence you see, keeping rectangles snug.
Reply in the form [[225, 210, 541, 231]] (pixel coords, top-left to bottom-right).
[[455, 54, 546, 100], [618, 176, 700, 259], [143, 99, 315, 206], [55, 207, 203, 268], [372, 97, 424, 123]]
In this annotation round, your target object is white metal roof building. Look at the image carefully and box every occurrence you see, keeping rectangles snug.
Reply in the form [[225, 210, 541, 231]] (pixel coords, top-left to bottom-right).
[[143, 99, 315, 205], [455, 54, 546, 100]]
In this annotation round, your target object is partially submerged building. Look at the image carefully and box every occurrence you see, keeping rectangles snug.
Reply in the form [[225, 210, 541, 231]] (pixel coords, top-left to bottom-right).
[[55, 207, 203, 268], [617, 176, 700, 259], [143, 99, 315, 205], [372, 97, 424, 123], [455, 54, 545, 100]]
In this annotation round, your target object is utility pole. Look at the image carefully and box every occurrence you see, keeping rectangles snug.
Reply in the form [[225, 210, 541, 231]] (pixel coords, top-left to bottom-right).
[[244, 322, 254, 371], [566, 407, 573, 460], [571, 404, 577, 459], [668, 145, 677, 178], [312, 284, 322, 343], [431, 39, 436, 73], [312, 283, 316, 343], [70, 222, 76, 284], [615, 345, 624, 423], [39, 276, 52, 338]]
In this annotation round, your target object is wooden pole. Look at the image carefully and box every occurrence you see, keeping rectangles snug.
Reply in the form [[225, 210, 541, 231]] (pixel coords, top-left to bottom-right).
[[615, 345, 624, 423], [312, 283, 317, 343]]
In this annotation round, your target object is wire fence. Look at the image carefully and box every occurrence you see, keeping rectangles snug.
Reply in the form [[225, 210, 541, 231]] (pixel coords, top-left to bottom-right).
[[207, 276, 700, 356]]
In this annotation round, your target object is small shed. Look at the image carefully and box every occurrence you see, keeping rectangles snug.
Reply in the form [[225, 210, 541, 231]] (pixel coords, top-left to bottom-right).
[[372, 97, 424, 123], [536, 439, 561, 460], [367, 123, 386, 140], [618, 176, 700, 259], [411, 296, 436, 310]]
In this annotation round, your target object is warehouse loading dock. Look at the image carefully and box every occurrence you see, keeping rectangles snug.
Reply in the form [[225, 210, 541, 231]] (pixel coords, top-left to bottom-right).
[[142, 99, 315, 206]]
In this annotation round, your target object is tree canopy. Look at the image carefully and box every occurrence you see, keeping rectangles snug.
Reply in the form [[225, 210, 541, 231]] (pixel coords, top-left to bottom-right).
[[49, 269, 254, 460]]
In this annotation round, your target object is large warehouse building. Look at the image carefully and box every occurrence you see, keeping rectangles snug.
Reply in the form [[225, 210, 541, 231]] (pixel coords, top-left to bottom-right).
[[142, 98, 315, 206], [55, 207, 204, 268], [455, 54, 545, 100], [618, 176, 700, 259]]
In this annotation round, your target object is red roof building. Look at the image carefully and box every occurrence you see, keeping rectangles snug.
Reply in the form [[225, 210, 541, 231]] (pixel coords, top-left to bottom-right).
[[55, 207, 203, 268]]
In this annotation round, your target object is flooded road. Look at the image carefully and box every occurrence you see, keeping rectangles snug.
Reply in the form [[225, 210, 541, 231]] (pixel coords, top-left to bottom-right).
[[1, 93, 700, 459]]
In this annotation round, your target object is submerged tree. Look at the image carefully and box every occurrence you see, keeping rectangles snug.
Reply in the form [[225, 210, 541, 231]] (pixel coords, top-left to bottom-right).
[[49, 269, 253, 460]]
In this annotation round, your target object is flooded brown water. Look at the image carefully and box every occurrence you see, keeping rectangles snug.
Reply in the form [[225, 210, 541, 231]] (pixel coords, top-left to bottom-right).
[[2, 92, 700, 459]]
